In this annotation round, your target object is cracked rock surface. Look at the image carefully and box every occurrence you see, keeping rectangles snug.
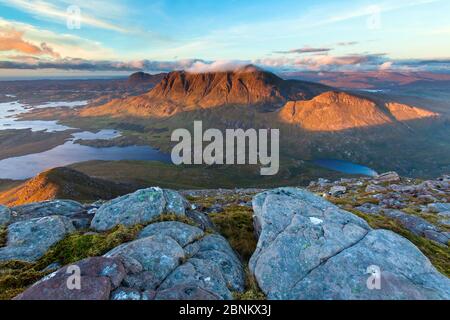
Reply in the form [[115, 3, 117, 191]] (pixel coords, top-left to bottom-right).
[[249, 188, 450, 300]]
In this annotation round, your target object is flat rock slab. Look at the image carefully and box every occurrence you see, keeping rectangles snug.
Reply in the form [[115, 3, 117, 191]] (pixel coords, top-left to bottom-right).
[[249, 188, 450, 300], [11, 200, 85, 222], [0, 216, 75, 262], [14, 257, 125, 300], [90, 188, 188, 231]]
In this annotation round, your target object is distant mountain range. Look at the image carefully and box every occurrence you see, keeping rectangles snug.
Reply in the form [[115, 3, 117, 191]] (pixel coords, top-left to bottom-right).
[[80, 65, 439, 131], [281, 70, 450, 89]]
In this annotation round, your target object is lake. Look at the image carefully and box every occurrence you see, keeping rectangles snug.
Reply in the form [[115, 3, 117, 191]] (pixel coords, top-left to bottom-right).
[[313, 159, 378, 177], [0, 100, 171, 180], [0, 130, 171, 180]]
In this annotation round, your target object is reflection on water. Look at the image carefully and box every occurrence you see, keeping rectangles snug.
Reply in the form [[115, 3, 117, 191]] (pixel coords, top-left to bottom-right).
[[0, 100, 84, 132], [313, 159, 378, 177], [0, 99, 171, 180], [0, 130, 171, 180]]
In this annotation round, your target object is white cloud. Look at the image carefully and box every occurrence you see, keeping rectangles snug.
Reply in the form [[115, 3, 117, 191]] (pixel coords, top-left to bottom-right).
[[0, 0, 128, 33], [0, 18, 116, 60], [185, 60, 250, 73]]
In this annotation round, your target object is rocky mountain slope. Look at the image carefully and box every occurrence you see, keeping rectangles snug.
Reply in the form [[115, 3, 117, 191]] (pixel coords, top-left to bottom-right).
[[0, 167, 134, 206], [80, 65, 329, 118], [0, 172, 448, 300], [279, 91, 438, 131]]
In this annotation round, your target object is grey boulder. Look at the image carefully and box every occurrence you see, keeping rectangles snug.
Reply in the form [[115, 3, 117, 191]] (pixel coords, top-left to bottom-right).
[[249, 187, 450, 300], [91, 188, 189, 231], [11, 200, 90, 230], [15, 257, 126, 300], [0, 216, 75, 262], [383, 210, 448, 245], [104, 221, 244, 300]]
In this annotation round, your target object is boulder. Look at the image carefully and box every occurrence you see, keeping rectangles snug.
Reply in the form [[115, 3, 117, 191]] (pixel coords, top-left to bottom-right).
[[428, 203, 450, 213], [105, 235, 185, 290], [0, 216, 75, 262], [374, 172, 400, 184], [249, 188, 450, 300], [382, 210, 448, 245], [289, 230, 450, 300], [365, 184, 387, 193], [90, 188, 188, 231], [14, 257, 125, 300], [329, 186, 347, 197], [138, 221, 203, 247], [11, 200, 85, 221], [0, 205, 11, 226], [11, 200, 90, 230]]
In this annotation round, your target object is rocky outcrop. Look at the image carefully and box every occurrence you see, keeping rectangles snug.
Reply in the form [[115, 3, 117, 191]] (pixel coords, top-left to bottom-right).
[[249, 188, 450, 300], [308, 173, 450, 245], [16, 220, 244, 300], [0, 205, 11, 226], [11, 200, 93, 230], [0, 216, 75, 262], [107, 223, 244, 300], [90, 188, 189, 231]]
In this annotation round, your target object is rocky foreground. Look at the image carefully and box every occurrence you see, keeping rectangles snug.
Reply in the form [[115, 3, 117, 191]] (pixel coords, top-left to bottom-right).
[[0, 173, 449, 300]]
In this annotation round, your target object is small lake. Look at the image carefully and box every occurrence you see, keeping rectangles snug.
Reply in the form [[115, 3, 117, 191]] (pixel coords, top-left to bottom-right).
[[313, 159, 378, 177], [0, 129, 171, 180], [0, 100, 171, 180]]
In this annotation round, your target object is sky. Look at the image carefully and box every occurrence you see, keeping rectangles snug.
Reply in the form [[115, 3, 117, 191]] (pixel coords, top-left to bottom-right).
[[0, 0, 450, 78]]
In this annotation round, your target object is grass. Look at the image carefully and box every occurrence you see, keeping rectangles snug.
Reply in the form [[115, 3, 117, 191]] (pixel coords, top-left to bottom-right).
[[189, 194, 266, 300], [210, 205, 257, 262], [0, 227, 7, 248], [352, 210, 450, 277]]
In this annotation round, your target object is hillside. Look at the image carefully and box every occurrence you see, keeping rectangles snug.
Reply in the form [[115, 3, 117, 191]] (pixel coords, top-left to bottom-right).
[[279, 91, 438, 131], [0, 167, 135, 206]]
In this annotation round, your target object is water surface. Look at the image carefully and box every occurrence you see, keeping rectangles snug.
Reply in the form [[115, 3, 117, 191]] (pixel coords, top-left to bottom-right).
[[313, 159, 378, 176]]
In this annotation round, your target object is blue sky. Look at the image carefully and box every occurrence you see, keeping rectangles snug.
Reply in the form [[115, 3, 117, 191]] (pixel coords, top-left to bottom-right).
[[0, 0, 449, 77]]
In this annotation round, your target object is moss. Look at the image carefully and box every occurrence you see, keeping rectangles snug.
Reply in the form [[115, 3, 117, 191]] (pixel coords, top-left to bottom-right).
[[0, 227, 6, 248], [352, 210, 450, 277], [210, 205, 257, 262], [233, 267, 266, 300]]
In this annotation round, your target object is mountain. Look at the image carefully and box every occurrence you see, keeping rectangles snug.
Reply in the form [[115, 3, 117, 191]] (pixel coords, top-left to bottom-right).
[[279, 91, 438, 131], [127, 72, 167, 87], [0, 167, 135, 206], [80, 65, 329, 118]]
